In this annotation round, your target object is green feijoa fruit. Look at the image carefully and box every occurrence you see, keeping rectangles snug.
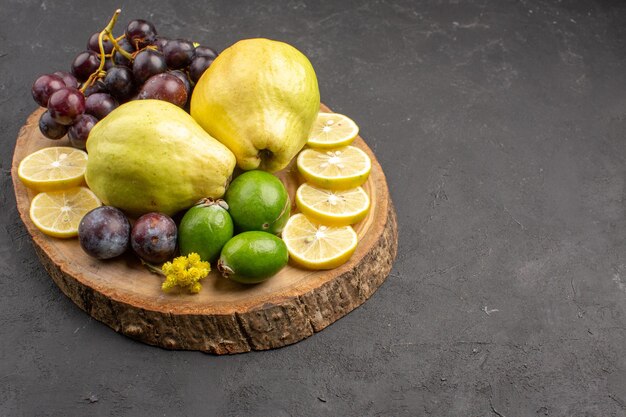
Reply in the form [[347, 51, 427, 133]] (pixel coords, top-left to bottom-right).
[[217, 231, 289, 284], [178, 199, 234, 263], [224, 170, 291, 234]]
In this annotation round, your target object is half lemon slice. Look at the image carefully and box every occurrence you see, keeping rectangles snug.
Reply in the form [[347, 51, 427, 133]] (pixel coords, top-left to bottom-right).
[[296, 146, 371, 190], [29, 186, 101, 238], [18, 147, 88, 192], [307, 112, 359, 148], [295, 183, 370, 226], [282, 213, 358, 270]]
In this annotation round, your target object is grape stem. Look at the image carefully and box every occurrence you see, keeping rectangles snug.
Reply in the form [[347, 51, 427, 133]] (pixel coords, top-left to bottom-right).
[[80, 9, 133, 93], [104, 9, 133, 61]]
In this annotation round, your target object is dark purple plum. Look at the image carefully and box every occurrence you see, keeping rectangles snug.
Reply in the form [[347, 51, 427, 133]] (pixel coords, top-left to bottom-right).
[[78, 206, 131, 260], [38, 110, 68, 139], [68, 114, 98, 149], [31, 74, 66, 107], [137, 73, 187, 107], [47, 87, 85, 125], [131, 213, 177, 263]]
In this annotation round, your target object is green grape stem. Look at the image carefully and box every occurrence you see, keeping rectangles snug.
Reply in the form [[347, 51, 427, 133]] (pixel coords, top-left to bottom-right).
[[106, 12, 133, 61], [80, 9, 133, 93]]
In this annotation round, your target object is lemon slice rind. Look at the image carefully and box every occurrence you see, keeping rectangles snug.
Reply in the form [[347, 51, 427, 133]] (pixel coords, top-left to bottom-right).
[[307, 112, 359, 148], [282, 213, 358, 270], [296, 145, 372, 190], [29, 186, 101, 238], [295, 183, 370, 226], [18, 147, 88, 192]]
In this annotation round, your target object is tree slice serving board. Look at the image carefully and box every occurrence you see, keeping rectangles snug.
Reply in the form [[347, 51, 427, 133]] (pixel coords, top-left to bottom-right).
[[11, 104, 398, 354]]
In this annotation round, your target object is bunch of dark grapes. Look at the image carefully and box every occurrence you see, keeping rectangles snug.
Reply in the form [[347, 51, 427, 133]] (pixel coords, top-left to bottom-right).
[[31, 9, 218, 149]]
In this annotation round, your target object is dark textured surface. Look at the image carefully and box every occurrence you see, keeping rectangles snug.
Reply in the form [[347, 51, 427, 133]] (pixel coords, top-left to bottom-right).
[[2, 0, 626, 416]]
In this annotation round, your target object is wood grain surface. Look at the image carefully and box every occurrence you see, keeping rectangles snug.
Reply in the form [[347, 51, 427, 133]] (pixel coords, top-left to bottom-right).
[[11, 104, 398, 354]]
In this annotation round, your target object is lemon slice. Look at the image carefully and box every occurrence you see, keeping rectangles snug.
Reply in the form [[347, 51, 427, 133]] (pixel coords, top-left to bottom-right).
[[18, 147, 88, 192], [29, 186, 101, 238], [295, 183, 370, 226], [307, 112, 359, 148], [282, 213, 358, 270], [296, 146, 371, 190]]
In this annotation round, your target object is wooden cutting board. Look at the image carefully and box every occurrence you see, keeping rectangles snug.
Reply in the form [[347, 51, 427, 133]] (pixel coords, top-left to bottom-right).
[[11, 104, 398, 354]]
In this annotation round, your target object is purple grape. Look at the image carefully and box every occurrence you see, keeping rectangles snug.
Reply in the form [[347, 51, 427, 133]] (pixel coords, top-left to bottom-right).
[[125, 19, 157, 49], [85, 93, 118, 119], [83, 79, 108, 97], [38, 110, 68, 139], [79, 206, 131, 260], [131, 213, 177, 263], [104, 65, 134, 101], [163, 39, 194, 69], [138, 73, 187, 107], [132, 49, 167, 85], [68, 114, 98, 149], [47, 87, 85, 125], [71, 50, 101, 82], [153, 36, 170, 52], [53, 71, 79, 89], [193, 46, 218, 59], [168, 70, 191, 98], [87, 32, 114, 54], [113, 38, 135, 67], [31, 74, 66, 107], [189, 56, 214, 83], [103, 58, 115, 72]]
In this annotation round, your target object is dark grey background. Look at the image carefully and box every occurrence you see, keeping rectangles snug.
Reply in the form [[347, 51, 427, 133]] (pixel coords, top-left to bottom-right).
[[2, 0, 626, 416]]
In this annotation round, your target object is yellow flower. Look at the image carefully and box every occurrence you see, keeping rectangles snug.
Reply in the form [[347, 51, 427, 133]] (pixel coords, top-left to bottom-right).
[[161, 253, 210, 294]]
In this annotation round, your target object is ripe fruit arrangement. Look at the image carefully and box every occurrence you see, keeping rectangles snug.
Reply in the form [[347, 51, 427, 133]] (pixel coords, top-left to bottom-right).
[[19, 9, 375, 295], [11, 5, 401, 352], [31, 9, 218, 148]]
